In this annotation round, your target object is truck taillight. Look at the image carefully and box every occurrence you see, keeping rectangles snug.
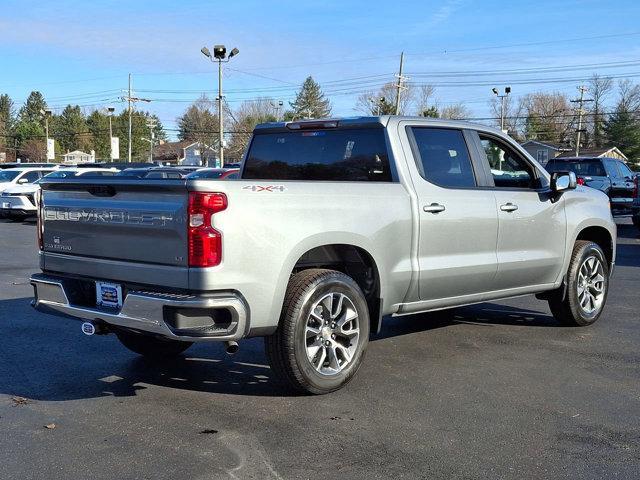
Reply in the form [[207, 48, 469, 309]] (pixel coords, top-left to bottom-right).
[[36, 189, 43, 250], [188, 192, 227, 268]]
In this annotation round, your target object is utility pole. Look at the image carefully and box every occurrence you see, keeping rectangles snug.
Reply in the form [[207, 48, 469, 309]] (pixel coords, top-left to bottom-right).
[[571, 85, 593, 157], [394, 52, 407, 115], [120, 75, 151, 163]]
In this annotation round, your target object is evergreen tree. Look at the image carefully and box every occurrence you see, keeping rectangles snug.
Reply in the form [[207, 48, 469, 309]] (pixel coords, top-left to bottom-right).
[[289, 76, 331, 119], [0, 94, 14, 154], [604, 107, 640, 161], [177, 95, 218, 148], [86, 110, 111, 160], [18, 91, 47, 124], [53, 104, 91, 153]]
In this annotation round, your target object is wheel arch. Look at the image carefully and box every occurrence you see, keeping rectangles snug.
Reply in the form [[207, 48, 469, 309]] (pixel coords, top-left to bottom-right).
[[575, 225, 614, 268], [283, 241, 384, 335]]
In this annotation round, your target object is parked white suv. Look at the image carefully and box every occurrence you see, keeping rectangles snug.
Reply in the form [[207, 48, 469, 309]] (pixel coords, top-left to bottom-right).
[[1, 167, 118, 219]]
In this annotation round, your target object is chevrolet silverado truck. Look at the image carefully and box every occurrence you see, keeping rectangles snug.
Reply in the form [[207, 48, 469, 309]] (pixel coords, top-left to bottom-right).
[[30, 117, 616, 394]]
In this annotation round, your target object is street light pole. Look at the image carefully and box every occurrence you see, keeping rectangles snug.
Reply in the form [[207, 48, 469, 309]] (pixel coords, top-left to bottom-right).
[[202, 45, 239, 168], [492, 87, 511, 133], [40, 109, 51, 161], [218, 57, 224, 167]]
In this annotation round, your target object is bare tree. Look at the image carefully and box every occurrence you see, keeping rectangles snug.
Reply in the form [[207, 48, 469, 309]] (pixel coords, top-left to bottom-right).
[[588, 74, 614, 148], [440, 103, 471, 120], [416, 85, 438, 117], [617, 79, 640, 113], [489, 94, 524, 138], [522, 92, 574, 145], [355, 82, 414, 115], [226, 98, 278, 161]]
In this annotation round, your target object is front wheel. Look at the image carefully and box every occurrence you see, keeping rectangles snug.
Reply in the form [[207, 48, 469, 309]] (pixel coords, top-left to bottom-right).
[[548, 240, 609, 326], [115, 330, 193, 358], [265, 269, 370, 395]]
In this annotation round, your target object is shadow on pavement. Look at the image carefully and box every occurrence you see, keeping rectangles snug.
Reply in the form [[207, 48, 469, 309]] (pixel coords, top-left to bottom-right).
[[0, 295, 561, 402]]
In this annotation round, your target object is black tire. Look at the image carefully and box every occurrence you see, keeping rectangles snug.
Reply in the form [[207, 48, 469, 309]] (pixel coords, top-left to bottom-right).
[[115, 330, 193, 358], [265, 269, 370, 395], [633, 215, 640, 229], [548, 240, 609, 326]]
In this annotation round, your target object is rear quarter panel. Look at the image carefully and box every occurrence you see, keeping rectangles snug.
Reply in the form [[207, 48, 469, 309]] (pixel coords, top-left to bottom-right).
[[188, 180, 413, 330]]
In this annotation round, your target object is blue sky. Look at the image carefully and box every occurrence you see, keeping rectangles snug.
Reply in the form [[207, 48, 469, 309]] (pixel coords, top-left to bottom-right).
[[1, 0, 640, 138]]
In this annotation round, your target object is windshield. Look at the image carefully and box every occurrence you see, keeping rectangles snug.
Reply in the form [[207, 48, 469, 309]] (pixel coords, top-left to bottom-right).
[[0, 171, 20, 182], [44, 170, 79, 178], [187, 170, 226, 179]]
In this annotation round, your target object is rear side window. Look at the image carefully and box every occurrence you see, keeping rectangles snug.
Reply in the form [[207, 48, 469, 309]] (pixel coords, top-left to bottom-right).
[[410, 127, 476, 188], [243, 128, 392, 181]]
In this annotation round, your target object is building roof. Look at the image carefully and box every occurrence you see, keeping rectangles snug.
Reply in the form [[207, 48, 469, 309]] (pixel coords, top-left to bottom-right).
[[62, 150, 91, 156], [521, 140, 568, 151], [556, 147, 628, 160], [152, 140, 192, 161]]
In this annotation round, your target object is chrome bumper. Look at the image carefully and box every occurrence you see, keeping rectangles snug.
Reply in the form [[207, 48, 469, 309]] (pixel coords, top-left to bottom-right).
[[30, 273, 249, 342]]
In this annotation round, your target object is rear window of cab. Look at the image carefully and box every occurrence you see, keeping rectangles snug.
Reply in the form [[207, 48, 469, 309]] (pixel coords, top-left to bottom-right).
[[243, 128, 392, 182]]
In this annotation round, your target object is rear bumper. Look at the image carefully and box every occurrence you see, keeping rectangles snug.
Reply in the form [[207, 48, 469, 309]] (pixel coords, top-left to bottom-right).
[[30, 273, 250, 342], [0, 207, 33, 217]]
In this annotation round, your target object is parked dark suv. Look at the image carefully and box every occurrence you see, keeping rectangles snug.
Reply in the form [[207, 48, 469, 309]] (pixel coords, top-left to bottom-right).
[[545, 157, 635, 213]]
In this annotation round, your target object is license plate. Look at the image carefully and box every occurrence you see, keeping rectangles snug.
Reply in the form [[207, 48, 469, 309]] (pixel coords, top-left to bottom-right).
[[96, 282, 123, 308], [2, 202, 10, 209]]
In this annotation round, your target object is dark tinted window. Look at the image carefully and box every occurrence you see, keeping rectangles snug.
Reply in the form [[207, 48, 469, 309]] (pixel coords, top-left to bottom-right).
[[603, 159, 622, 178], [187, 169, 226, 179], [243, 128, 392, 181], [21, 171, 41, 183], [480, 136, 536, 189], [617, 161, 634, 178], [546, 160, 606, 176], [410, 128, 475, 188]]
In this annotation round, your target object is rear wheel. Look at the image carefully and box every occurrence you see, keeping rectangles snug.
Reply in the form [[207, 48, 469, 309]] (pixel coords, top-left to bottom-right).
[[115, 330, 193, 358], [548, 240, 609, 326], [265, 269, 370, 395]]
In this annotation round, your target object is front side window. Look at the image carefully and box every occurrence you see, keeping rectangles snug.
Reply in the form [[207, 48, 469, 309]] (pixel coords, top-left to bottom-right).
[[617, 161, 634, 179], [243, 128, 392, 182], [603, 159, 621, 178], [410, 127, 476, 188], [480, 136, 537, 189]]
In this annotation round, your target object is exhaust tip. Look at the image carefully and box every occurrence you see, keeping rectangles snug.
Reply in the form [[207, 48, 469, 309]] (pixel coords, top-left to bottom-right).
[[81, 322, 96, 336], [224, 340, 239, 355]]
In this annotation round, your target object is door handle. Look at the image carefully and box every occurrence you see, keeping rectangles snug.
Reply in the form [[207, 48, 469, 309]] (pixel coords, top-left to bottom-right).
[[423, 203, 446, 213], [500, 203, 518, 212]]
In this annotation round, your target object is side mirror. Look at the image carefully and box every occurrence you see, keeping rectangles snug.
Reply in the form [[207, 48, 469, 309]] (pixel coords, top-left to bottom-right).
[[551, 171, 577, 193], [18, 178, 29, 184]]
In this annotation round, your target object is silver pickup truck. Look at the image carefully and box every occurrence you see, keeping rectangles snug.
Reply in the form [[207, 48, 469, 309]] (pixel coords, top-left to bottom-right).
[[31, 117, 616, 394]]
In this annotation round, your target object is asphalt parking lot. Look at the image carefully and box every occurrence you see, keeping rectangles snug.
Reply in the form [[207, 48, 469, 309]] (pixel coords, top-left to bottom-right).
[[0, 217, 638, 480]]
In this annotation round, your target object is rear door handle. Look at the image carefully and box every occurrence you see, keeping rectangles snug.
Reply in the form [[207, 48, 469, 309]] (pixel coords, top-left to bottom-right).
[[423, 203, 446, 213], [500, 203, 518, 212]]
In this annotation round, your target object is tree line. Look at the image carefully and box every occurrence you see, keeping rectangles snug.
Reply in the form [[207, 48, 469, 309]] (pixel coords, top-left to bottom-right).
[[2, 74, 639, 163]]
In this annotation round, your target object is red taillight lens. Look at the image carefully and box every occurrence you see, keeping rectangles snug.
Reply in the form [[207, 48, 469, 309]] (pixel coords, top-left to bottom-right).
[[188, 192, 227, 267], [576, 177, 586, 186], [36, 189, 43, 250]]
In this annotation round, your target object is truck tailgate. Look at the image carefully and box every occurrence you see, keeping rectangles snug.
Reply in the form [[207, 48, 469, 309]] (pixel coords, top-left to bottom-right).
[[40, 179, 188, 267]]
